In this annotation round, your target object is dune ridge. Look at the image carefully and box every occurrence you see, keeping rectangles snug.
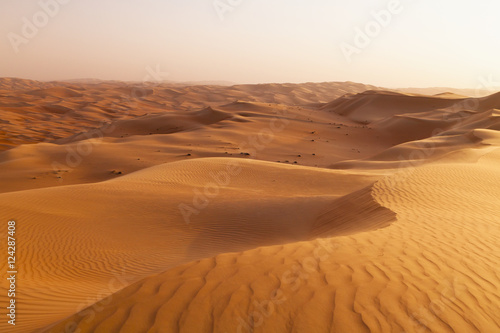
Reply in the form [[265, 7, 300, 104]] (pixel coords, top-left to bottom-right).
[[0, 81, 499, 332], [38, 148, 500, 333]]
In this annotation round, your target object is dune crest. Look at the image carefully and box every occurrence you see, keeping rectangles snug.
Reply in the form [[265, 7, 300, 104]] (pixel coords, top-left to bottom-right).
[[39, 148, 500, 333], [0, 80, 499, 332]]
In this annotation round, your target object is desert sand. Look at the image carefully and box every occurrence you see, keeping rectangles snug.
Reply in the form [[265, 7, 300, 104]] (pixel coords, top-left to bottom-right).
[[0, 78, 499, 332]]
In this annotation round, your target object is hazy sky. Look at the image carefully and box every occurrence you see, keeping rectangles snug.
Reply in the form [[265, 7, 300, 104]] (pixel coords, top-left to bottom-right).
[[1, 0, 499, 88]]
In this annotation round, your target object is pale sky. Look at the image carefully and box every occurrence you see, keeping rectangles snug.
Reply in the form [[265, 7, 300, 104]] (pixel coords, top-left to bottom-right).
[[1, 0, 499, 89]]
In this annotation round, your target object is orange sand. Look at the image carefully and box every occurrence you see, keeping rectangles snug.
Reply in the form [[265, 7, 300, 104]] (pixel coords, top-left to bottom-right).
[[0, 78, 498, 332]]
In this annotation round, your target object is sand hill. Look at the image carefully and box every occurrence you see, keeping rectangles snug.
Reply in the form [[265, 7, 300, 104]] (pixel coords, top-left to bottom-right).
[[0, 79, 499, 332]]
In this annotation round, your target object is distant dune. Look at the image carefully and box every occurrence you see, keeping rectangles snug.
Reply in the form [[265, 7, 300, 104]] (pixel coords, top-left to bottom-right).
[[0, 79, 499, 332]]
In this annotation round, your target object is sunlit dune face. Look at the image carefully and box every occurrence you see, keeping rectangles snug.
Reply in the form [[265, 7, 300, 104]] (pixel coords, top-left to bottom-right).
[[1, 79, 500, 332]]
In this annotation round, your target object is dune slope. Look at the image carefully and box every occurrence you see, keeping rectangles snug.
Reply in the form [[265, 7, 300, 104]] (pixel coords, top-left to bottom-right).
[[0, 81, 499, 333], [0, 158, 383, 332], [40, 148, 500, 333]]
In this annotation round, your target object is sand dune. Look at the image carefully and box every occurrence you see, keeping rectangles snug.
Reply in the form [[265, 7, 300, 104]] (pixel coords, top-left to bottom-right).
[[26, 87, 84, 99], [0, 78, 489, 151], [0, 79, 380, 151], [38, 148, 500, 333], [0, 93, 400, 194], [0, 158, 379, 331], [0, 80, 499, 332], [320, 90, 462, 122], [330, 106, 500, 170]]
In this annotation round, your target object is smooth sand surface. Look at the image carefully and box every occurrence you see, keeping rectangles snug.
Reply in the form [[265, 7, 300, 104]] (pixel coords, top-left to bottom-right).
[[0, 78, 498, 332]]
